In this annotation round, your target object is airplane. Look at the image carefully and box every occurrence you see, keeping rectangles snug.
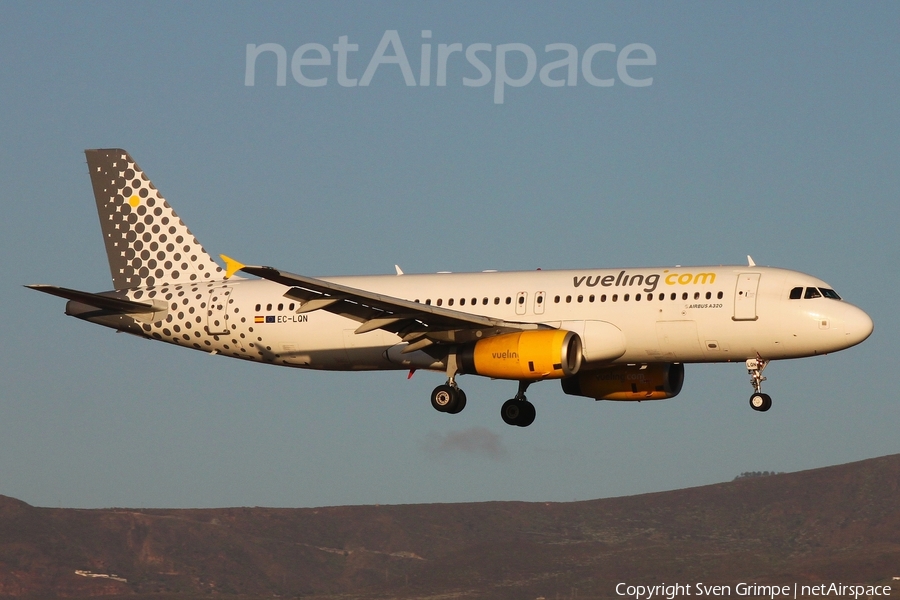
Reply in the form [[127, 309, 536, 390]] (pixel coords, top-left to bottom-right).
[[28, 149, 874, 427]]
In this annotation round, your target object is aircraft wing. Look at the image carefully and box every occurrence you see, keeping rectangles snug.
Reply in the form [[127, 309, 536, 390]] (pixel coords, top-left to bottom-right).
[[236, 263, 543, 352]]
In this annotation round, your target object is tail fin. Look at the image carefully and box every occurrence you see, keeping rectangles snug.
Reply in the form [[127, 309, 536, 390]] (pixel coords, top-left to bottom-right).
[[85, 149, 224, 290]]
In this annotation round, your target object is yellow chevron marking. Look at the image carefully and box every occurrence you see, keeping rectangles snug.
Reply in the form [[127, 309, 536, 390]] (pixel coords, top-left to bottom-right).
[[220, 255, 245, 280]]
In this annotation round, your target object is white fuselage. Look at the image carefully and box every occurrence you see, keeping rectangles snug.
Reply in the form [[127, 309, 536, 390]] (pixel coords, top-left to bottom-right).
[[72, 265, 873, 374]]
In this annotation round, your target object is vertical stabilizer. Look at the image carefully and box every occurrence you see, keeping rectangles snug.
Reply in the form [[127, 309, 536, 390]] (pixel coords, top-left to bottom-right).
[[85, 149, 224, 290]]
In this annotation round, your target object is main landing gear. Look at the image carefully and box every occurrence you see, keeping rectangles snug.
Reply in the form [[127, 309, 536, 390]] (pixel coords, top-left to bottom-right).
[[429, 353, 535, 426], [430, 353, 467, 415], [430, 383, 467, 414], [500, 381, 536, 428], [747, 356, 772, 412], [431, 380, 536, 427], [429, 380, 536, 427]]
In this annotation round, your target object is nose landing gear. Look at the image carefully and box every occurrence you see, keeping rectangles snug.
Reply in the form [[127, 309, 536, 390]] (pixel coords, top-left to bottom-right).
[[747, 357, 772, 412]]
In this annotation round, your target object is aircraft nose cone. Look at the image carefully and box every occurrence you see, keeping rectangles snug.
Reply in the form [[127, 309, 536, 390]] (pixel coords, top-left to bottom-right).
[[844, 305, 874, 347]]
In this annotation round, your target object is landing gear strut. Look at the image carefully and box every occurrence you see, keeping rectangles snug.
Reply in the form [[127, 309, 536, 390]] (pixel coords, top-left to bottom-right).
[[747, 356, 772, 412], [501, 381, 536, 427], [430, 353, 467, 415]]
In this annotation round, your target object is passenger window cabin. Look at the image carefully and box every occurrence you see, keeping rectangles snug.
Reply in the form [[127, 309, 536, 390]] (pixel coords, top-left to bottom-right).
[[391, 286, 730, 315]]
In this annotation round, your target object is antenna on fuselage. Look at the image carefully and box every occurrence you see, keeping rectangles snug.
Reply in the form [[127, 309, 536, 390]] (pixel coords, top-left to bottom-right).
[[747, 255, 756, 267]]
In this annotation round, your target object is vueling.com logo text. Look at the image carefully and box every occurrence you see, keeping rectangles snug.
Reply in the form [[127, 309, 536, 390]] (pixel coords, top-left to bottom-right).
[[573, 270, 717, 293], [245, 30, 656, 104]]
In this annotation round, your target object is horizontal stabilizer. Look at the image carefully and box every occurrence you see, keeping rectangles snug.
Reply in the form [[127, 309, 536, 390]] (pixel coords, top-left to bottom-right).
[[26, 285, 158, 314]]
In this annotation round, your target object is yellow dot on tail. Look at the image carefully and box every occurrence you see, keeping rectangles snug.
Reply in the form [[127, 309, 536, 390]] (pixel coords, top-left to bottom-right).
[[129, 195, 140, 207]]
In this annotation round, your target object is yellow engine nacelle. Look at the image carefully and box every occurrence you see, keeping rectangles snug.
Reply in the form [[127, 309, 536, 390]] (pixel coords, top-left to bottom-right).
[[458, 330, 583, 381], [561, 363, 684, 401]]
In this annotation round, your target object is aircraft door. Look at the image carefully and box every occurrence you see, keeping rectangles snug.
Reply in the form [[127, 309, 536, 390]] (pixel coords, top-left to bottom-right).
[[733, 273, 760, 321], [515, 291, 528, 315], [206, 286, 231, 335], [534, 291, 545, 315]]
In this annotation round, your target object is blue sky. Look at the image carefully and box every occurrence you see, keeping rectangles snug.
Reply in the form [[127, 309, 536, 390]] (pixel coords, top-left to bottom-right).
[[1, 2, 898, 508]]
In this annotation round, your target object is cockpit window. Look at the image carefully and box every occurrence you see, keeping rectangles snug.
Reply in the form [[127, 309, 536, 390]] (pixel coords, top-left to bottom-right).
[[791, 286, 841, 300]]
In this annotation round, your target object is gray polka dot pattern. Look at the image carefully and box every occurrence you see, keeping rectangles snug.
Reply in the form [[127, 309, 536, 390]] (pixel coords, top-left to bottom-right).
[[86, 149, 224, 290], [126, 282, 248, 359]]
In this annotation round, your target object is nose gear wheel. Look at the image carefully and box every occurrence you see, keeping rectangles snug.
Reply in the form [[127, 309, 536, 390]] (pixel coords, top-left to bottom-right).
[[749, 392, 772, 412]]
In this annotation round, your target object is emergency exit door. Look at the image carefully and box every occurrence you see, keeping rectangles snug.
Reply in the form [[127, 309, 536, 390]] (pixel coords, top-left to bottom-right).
[[206, 287, 232, 335]]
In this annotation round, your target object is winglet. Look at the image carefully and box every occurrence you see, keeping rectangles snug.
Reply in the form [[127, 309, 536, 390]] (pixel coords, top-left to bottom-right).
[[747, 255, 756, 267], [220, 255, 246, 279], [395, 265, 404, 275]]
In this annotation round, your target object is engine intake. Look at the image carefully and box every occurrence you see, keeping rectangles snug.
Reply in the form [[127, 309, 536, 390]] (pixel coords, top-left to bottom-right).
[[561, 363, 684, 401], [459, 330, 582, 381]]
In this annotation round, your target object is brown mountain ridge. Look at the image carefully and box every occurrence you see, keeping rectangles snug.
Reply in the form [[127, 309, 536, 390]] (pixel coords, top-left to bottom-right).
[[1, 454, 898, 599]]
